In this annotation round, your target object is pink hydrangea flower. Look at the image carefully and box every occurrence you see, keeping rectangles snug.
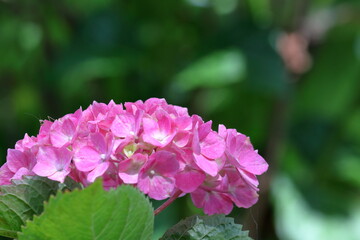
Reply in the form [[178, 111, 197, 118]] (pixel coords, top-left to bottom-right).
[[0, 98, 268, 215], [73, 133, 114, 182], [138, 151, 179, 200], [32, 146, 72, 183], [3, 149, 36, 182]]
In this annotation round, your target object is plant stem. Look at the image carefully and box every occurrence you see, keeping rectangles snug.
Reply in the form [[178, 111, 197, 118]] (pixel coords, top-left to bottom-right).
[[154, 189, 182, 216]]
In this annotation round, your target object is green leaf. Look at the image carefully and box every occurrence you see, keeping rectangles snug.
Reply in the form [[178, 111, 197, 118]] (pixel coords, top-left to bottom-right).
[[160, 215, 253, 240], [0, 176, 76, 238], [174, 49, 246, 91], [19, 180, 154, 240]]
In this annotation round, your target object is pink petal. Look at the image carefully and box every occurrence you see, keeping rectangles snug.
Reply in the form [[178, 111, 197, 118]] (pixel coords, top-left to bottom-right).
[[191, 188, 233, 215], [175, 116, 192, 131], [87, 162, 110, 182], [90, 133, 107, 154], [33, 147, 60, 176], [192, 124, 201, 155], [143, 119, 175, 147], [33, 161, 57, 177], [200, 131, 225, 159], [223, 168, 259, 207], [50, 120, 72, 148], [175, 169, 205, 193], [238, 150, 268, 175], [118, 171, 138, 184], [36, 146, 71, 172], [204, 192, 233, 215], [142, 117, 162, 146], [138, 174, 175, 200], [193, 154, 219, 177], [217, 124, 227, 139], [7, 149, 26, 173], [229, 185, 259, 208], [0, 164, 14, 185], [152, 151, 179, 176], [173, 131, 191, 148], [156, 110, 172, 132], [198, 120, 212, 140], [12, 168, 33, 180], [62, 118, 76, 138], [73, 146, 101, 172], [239, 170, 259, 188], [142, 111, 176, 147], [55, 147, 72, 169], [48, 168, 71, 183], [118, 153, 147, 184], [111, 114, 135, 138]]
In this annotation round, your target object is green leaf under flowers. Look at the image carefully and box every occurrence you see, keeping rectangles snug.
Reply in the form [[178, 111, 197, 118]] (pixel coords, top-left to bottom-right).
[[0, 176, 80, 238], [19, 179, 154, 240], [160, 214, 253, 240]]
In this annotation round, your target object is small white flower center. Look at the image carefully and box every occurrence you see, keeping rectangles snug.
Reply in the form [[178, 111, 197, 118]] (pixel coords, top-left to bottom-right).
[[153, 132, 166, 142], [100, 154, 106, 160], [149, 170, 156, 176]]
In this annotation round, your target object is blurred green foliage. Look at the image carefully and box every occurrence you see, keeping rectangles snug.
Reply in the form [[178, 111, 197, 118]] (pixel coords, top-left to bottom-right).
[[0, 0, 360, 239]]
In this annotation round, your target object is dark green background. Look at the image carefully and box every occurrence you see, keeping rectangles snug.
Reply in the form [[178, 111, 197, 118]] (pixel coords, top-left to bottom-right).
[[0, 0, 359, 239]]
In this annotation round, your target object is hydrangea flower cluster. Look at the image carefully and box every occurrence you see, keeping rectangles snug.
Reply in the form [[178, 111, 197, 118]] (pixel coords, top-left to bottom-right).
[[0, 98, 268, 215]]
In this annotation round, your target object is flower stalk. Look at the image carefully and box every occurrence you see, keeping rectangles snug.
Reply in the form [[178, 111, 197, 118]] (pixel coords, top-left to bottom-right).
[[154, 189, 183, 215]]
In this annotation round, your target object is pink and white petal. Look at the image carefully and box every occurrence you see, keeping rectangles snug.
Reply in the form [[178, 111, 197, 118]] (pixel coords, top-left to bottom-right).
[[238, 150, 268, 175], [175, 169, 205, 193], [152, 151, 179, 176], [175, 116, 192, 131], [191, 125, 201, 155], [191, 189, 233, 215], [12, 168, 33, 180], [193, 154, 219, 177], [239, 170, 259, 188], [173, 131, 191, 148], [226, 129, 238, 153], [147, 176, 175, 200], [111, 114, 135, 138], [142, 117, 158, 135], [156, 110, 172, 133], [48, 168, 71, 183], [200, 131, 225, 159], [87, 162, 110, 182], [190, 187, 207, 209], [197, 121, 212, 140], [118, 158, 140, 176], [217, 124, 227, 139], [204, 192, 233, 215], [90, 133, 107, 154], [118, 154, 146, 183], [50, 121, 70, 148], [73, 146, 101, 172], [32, 161, 58, 177], [142, 118, 162, 146], [137, 173, 151, 195], [6, 149, 26, 172], [62, 118, 76, 138], [118, 171, 139, 184], [56, 147, 72, 169], [37, 146, 59, 164], [0, 164, 14, 185], [229, 185, 259, 208]]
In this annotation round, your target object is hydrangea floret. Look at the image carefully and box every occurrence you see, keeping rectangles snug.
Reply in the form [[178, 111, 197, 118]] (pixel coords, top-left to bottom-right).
[[0, 98, 268, 215]]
